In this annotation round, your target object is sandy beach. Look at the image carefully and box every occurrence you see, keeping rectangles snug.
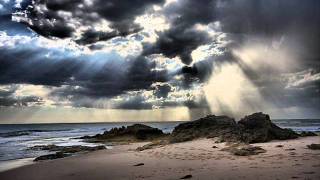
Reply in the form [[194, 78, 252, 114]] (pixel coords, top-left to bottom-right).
[[0, 136, 319, 180]]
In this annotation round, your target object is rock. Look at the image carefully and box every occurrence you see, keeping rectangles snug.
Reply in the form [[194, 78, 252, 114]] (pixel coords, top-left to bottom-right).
[[180, 174, 192, 179], [81, 124, 166, 142], [222, 145, 266, 156], [307, 144, 320, 150], [169, 112, 299, 143], [285, 148, 296, 151], [238, 112, 299, 143], [136, 140, 168, 151], [212, 145, 218, 148], [275, 145, 283, 148], [31, 145, 106, 161], [299, 131, 318, 137], [170, 115, 238, 143], [289, 152, 296, 155], [34, 152, 70, 161], [133, 163, 144, 166]]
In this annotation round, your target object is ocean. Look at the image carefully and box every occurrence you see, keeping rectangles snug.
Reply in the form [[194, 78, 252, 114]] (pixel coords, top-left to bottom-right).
[[0, 119, 319, 168]]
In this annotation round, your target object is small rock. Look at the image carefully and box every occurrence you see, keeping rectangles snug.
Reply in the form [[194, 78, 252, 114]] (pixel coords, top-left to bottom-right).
[[233, 146, 266, 156], [299, 131, 318, 137], [32, 145, 106, 161], [285, 148, 296, 151], [275, 145, 283, 148], [222, 145, 266, 156], [34, 152, 70, 161], [180, 174, 192, 179], [307, 144, 320, 150], [212, 146, 218, 148], [133, 163, 144, 166]]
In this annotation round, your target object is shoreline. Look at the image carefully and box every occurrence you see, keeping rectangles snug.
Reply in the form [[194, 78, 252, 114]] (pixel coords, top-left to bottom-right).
[[0, 158, 34, 173], [0, 136, 319, 180]]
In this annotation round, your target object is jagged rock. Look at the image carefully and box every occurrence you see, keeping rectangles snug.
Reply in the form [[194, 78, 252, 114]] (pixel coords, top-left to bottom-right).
[[299, 131, 318, 137], [238, 112, 299, 143], [307, 144, 320, 150], [170, 115, 238, 143], [169, 112, 299, 143], [81, 124, 166, 142]]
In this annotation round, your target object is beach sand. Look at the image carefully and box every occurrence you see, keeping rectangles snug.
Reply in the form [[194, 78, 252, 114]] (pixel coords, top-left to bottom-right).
[[0, 136, 319, 180]]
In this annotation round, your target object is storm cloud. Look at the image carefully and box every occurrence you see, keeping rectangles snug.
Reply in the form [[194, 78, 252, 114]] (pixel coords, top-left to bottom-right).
[[0, 0, 319, 119], [143, 0, 217, 65], [0, 85, 43, 107], [13, 0, 165, 44]]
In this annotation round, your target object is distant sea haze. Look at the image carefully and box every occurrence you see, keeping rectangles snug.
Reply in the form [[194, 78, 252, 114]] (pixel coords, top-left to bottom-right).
[[0, 119, 319, 163]]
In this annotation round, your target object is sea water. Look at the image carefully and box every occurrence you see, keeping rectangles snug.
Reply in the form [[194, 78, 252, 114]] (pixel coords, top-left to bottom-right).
[[0, 122, 180, 162]]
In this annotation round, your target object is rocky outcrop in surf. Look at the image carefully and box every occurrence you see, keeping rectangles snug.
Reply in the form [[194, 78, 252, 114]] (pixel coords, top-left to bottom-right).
[[81, 124, 167, 143]]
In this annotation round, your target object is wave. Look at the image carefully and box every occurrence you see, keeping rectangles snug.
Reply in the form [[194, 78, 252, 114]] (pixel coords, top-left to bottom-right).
[[0, 129, 72, 138]]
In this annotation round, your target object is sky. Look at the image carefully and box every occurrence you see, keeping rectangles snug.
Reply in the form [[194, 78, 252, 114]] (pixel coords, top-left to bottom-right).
[[0, 0, 319, 123]]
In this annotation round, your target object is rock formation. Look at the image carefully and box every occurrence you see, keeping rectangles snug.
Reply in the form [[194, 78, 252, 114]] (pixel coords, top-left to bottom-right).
[[81, 124, 166, 142], [170, 112, 299, 143], [31, 145, 106, 161]]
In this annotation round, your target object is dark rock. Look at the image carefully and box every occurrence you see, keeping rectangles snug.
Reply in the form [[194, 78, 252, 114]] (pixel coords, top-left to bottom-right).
[[307, 144, 320, 150], [81, 124, 166, 142], [31, 145, 106, 161], [34, 152, 70, 161], [170, 115, 238, 143], [285, 148, 296, 151], [133, 163, 144, 166], [299, 131, 318, 137], [212, 146, 218, 148], [238, 112, 299, 143], [180, 174, 192, 179], [222, 145, 266, 156], [169, 112, 299, 143], [275, 145, 283, 148]]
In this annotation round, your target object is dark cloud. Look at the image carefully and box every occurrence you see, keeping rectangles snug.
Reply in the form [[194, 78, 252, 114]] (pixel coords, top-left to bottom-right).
[[0, 85, 43, 107], [143, 28, 210, 65], [0, 40, 169, 104], [115, 95, 153, 110], [153, 84, 172, 98], [143, 0, 217, 65], [76, 28, 141, 45], [1, 0, 319, 115], [0, 47, 84, 86], [15, 0, 165, 43]]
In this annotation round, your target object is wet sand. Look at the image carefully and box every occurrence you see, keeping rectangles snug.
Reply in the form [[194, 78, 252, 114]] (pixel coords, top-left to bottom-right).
[[0, 136, 319, 180]]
